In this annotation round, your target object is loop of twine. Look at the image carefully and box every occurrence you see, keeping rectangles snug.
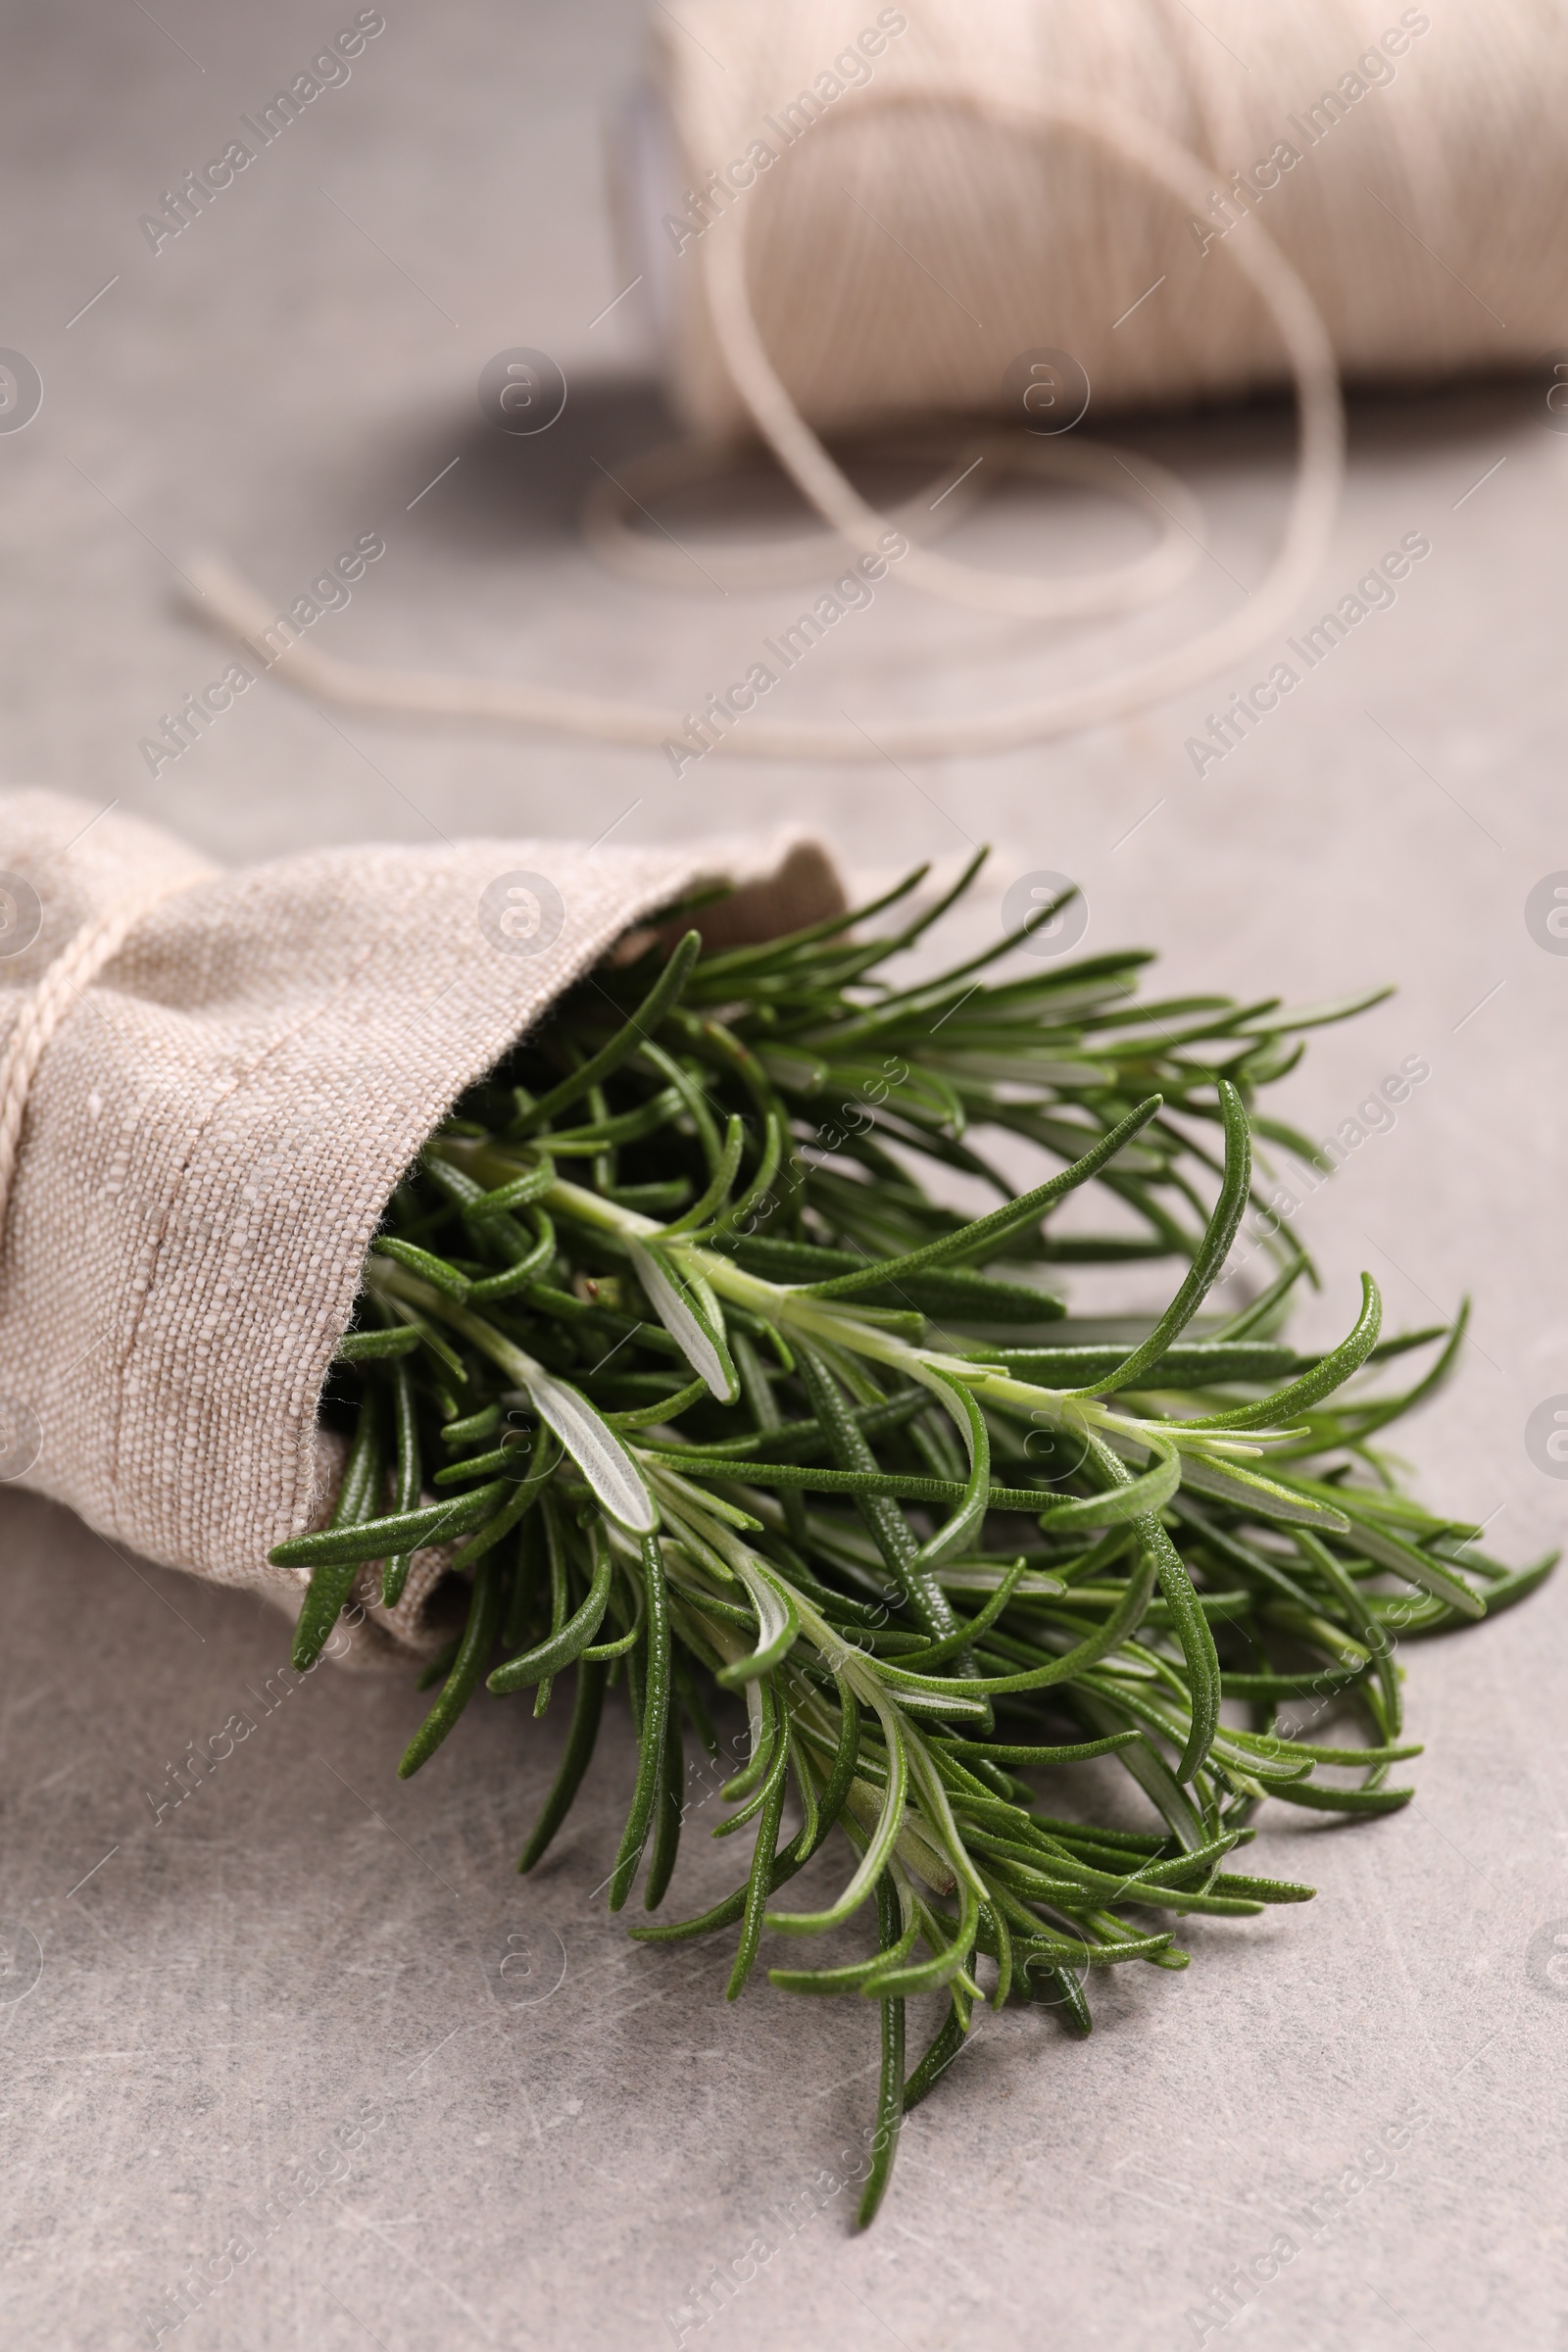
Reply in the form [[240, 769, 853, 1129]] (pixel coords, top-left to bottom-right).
[[0, 872, 207, 1241], [186, 71, 1342, 762], [581, 427, 1210, 613]]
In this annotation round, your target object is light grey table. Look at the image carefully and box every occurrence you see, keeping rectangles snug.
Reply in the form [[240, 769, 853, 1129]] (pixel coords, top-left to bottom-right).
[[2, 4, 1566, 2347]]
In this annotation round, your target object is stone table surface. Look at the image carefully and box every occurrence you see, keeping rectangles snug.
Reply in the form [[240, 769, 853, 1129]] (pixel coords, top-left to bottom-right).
[[1, 3, 1565, 2348]]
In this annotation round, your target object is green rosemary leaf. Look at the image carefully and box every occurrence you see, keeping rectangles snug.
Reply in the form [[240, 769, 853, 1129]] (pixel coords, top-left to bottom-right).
[[973, 1341, 1298, 1388], [441, 1401, 503, 1447], [382, 1295, 467, 1382], [1178, 1273, 1383, 1432], [872, 1549, 1157, 1701], [463, 1160, 559, 1215], [644, 1690, 685, 1913], [1143, 1519, 1221, 1785], [371, 1236, 472, 1299], [538, 1087, 685, 1154], [416, 1633, 462, 1690], [271, 1480, 508, 1569], [628, 1239, 740, 1402], [601, 1375, 712, 1430], [795, 1345, 956, 1643], [856, 1876, 907, 2230], [1263, 1779, 1416, 1816], [658, 1113, 746, 1238], [607, 1534, 671, 1910], [290, 1388, 385, 1669], [1239, 983, 1396, 1037], [380, 1356, 423, 1607], [397, 1547, 507, 1778], [806, 1677, 862, 1861], [1177, 1453, 1352, 1530], [907, 1367, 992, 1571], [686, 861, 929, 990], [863, 1881, 982, 1999], [769, 1916, 922, 1997], [766, 1687, 909, 1936], [465, 1215, 557, 1301], [714, 1560, 801, 1690], [432, 1444, 527, 1487], [798, 1097, 1164, 1295], [336, 1325, 422, 1361], [514, 931, 703, 1136], [1328, 1513, 1488, 1620], [451, 1445, 555, 1577], [725, 1708, 792, 1999], [516, 1660, 609, 1874], [1073, 1081, 1251, 1396], [511, 1369, 658, 1534], [488, 1513, 614, 1691], [893, 1557, 1028, 1670], [1033, 1442, 1183, 1535], [933, 1731, 1140, 1765], [604, 1180, 693, 1213]]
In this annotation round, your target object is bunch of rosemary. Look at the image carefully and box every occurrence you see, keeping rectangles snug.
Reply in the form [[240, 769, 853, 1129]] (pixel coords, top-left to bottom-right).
[[271, 855, 1551, 2224]]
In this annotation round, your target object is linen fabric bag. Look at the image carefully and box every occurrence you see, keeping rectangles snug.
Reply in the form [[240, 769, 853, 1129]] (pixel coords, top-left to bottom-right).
[[0, 789, 840, 1658]]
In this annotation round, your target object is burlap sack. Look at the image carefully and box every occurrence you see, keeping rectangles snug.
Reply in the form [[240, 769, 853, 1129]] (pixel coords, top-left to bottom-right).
[[0, 789, 842, 1659]]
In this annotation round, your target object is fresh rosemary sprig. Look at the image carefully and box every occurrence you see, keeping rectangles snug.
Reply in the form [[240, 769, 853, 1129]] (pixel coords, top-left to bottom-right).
[[271, 852, 1553, 2227]]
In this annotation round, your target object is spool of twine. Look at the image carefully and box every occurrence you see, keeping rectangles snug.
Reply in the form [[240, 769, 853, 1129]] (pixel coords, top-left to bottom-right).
[[198, 0, 1556, 762], [639, 0, 1553, 432]]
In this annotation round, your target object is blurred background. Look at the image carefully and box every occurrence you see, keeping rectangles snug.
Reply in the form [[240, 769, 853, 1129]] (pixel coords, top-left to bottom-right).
[[2, 4, 1566, 2347]]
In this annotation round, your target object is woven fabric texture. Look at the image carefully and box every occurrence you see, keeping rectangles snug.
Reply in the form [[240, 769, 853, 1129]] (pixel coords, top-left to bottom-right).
[[0, 789, 841, 1654]]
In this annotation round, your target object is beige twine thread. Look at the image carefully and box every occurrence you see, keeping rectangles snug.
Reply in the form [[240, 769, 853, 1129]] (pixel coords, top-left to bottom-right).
[[184, 0, 1538, 761], [0, 873, 206, 1240], [187, 83, 1337, 760]]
